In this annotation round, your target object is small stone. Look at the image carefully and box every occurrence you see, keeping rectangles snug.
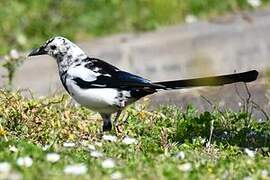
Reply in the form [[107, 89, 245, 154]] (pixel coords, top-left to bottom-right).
[[111, 171, 122, 179]]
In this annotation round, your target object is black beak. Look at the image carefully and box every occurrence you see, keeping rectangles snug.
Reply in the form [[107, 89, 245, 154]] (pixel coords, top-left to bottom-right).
[[28, 47, 47, 56]]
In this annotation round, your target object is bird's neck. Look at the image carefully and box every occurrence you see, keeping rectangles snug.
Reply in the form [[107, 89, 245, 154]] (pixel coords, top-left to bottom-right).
[[56, 46, 87, 74]]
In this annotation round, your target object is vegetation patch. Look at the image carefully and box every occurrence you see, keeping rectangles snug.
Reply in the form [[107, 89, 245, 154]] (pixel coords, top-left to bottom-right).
[[0, 90, 270, 179]]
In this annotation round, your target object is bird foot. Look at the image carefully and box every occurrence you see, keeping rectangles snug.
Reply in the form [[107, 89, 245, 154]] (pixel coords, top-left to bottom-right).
[[102, 122, 112, 132]]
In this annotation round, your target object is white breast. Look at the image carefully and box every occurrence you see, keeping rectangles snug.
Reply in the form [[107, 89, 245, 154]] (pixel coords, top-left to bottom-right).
[[66, 79, 120, 114]]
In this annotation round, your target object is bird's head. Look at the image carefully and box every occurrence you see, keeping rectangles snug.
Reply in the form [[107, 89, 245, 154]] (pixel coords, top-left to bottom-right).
[[28, 36, 87, 63]]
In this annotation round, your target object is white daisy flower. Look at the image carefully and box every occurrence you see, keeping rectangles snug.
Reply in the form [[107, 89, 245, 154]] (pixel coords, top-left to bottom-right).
[[63, 142, 76, 148], [111, 171, 122, 179], [243, 176, 253, 180], [261, 169, 268, 178], [185, 14, 198, 24], [16, 156, 33, 167], [0, 162, 11, 173], [42, 144, 50, 151], [176, 151, 185, 160], [87, 144, 96, 151], [9, 145, 18, 153], [200, 138, 206, 144], [122, 136, 137, 145], [101, 159, 115, 169], [4, 55, 10, 61], [244, 148, 256, 158], [102, 135, 117, 142], [95, 142, 103, 147], [64, 164, 87, 175], [7, 172, 22, 180], [247, 0, 261, 7], [90, 151, 103, 158], [238, 102, 242, 107], [46, 153, 60, 163], [10, 49, 19, 59], [80, 141, 96, 150], [16, 33, 27, 46], [178, 162, 192, 172]]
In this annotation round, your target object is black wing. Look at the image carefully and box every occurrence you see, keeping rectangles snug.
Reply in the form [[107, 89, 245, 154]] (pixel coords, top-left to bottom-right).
[[73, 57, 164, 89]]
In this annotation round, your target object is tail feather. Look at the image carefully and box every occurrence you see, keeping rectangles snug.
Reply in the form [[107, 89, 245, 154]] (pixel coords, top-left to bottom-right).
[[153, 70, 258, 89]]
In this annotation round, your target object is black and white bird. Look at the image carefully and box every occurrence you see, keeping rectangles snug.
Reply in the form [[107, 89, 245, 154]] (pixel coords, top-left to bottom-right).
[[28, 36, 258, 132]]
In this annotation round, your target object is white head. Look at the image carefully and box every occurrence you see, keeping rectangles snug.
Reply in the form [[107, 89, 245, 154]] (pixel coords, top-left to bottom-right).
[[28, 36, 87, 64]]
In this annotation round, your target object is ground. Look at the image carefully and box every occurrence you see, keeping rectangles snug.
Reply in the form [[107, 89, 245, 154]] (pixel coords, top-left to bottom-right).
[[0, 90, 270, 179]]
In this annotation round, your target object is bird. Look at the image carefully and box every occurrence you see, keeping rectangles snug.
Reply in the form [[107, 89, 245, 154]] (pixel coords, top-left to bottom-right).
[[28, 36, 259, 132]]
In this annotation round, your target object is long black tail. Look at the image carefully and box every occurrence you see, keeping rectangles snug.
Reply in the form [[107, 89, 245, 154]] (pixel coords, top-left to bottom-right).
[[153, 70, 258, 89]]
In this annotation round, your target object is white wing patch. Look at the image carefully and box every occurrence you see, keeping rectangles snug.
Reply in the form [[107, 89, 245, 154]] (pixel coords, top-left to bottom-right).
[[67, 65, 100, 82]]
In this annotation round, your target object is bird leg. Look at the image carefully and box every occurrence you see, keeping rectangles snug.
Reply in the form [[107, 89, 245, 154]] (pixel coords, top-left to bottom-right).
[[114, 110, 122, 133], [101, 114, 112, 132]]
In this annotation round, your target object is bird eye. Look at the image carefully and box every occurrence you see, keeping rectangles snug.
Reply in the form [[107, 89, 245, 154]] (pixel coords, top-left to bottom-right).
[[50, 45, 57, 50]]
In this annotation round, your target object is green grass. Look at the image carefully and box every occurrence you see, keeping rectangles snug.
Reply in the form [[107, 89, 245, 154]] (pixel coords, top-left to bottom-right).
[[0, 90, 270, 179], [1, 0, 270, 54]]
